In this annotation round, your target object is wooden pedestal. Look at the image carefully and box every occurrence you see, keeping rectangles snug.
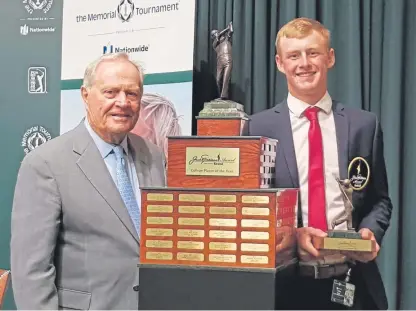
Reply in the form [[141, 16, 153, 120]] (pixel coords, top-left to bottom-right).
[[139, 187, 298, 269], [196, 117, 247, 136], [167, 136, 278, 189]]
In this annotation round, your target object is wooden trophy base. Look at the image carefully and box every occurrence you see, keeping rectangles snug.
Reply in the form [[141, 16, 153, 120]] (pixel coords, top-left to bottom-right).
[[139, 187, 298, 269], [196, 117, 248, 136], [312, 230, 376, 252]]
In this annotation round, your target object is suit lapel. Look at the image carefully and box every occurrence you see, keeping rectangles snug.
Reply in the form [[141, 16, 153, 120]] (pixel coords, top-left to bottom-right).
[[274, 102, 299, 187], [73, 123, 139, 243], [333, 101, 349, 180]]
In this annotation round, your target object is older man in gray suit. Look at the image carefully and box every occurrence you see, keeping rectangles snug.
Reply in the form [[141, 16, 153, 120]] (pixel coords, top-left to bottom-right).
[[10, 53, 166, 309]]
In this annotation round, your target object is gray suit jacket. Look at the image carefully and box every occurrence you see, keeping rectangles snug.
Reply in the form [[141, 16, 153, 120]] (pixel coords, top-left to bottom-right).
[[11, 122, 166, 310]]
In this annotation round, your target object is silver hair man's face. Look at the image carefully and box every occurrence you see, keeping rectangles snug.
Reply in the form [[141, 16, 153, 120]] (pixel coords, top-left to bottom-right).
[[81, 58, 143, 144]]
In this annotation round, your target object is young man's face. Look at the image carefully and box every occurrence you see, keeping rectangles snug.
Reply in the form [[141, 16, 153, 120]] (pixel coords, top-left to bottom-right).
[[276, 30, 335, 101]]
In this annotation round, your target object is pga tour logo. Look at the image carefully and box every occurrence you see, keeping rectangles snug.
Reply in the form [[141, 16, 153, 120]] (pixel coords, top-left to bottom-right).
[[28, 67, 47, 94]]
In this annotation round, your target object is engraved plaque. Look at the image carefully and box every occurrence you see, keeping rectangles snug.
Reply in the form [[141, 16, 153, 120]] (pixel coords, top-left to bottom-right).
[[242, 195, 270, 204], [241, 219, 269, 228], [146, 228, 173, 237], [147, 205, 173, 213], [177, 252, 204, 261], [241, 243, 269, 252], [177, 241, 204, 250], [209, 254, 236, 263], [146, 217, 174, 225], [241, 255, 269, 264], [209, 218, 237, 227], [185, 147, 240, 176], [147, 193, 174, 201], [209, 206, 237, 215], [209, 194, 237, 203], [241, 231, 269, 240], [209, 242, 237, 251], [209, 230, 237, 239], [178, 218, 205, 226], [146, 252, 173, 260], [145, 240, 173, 248], [179, 194, 206, 202], [178, 205, 205, 214], [177, 229, 205, 238], [242, 207, 269, 216]]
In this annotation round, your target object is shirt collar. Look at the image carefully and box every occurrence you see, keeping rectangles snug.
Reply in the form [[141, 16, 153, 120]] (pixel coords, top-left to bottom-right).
[[84, 119, 129, 159], [287, 91, 332, 117]]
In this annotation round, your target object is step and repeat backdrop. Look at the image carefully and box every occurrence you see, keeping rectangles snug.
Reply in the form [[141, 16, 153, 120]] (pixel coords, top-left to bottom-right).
[[0, 0, 195, 308]]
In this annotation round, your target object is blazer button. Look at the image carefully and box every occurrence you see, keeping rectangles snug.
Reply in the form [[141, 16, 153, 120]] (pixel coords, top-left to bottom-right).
[[133, 285, 139, 291]]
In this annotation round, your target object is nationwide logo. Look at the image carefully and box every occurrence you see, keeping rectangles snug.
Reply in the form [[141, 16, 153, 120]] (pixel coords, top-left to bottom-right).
[[21, 125, 52, 154], [76, 1, 180, 23], [20, 24, 56, 35], [28, 67, 47, 94], [103, 43, 149, 54], [23, 0, 54, 14]]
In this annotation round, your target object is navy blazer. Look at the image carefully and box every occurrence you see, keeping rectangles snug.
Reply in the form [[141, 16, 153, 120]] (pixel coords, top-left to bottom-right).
[[243, 99, 392, 309]]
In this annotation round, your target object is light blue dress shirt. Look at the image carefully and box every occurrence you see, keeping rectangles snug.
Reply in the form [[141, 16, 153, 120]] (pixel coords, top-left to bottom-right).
[[84, 119, 141, 215]]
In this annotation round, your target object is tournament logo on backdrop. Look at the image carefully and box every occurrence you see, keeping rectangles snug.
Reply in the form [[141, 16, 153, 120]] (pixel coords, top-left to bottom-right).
[[117, 0, 135, 22], [23, 0, 54, 15], [28, 67, 47, 94], [21, 125, 52, 154]]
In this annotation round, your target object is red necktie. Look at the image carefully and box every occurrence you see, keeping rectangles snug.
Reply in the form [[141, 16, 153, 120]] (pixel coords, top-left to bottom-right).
[[304, 107, 327, 231]]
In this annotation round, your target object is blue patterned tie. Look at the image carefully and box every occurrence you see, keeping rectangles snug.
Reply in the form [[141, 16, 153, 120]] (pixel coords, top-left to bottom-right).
[[113, 145, 141, 237]]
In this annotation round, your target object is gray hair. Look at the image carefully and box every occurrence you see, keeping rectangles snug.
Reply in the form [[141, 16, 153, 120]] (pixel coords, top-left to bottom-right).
[[82, 52, 144, 92]]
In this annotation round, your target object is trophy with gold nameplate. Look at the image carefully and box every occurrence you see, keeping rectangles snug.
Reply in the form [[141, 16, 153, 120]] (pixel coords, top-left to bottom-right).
[[312, 157, 376, 252], [137, 22, 298, 310]]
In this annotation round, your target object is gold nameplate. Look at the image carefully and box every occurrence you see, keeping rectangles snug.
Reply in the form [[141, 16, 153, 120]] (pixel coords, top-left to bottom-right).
[[179, 194, 206, 202], [145, 240, 173, 249], [177, 241, 204, 250], [241, 243, 269, 252], [146, 228, 173, 237], [242, 207, 270, 216], [209, 218, 237, 227], [146, 252, 173, 260], [322, 238, 373, 252], [146, 217, 173, 225], [177, 252, 204, 261], [178, 205, 205, 214], [241, 231, 269, 240], [209, 194, 237, 203], [147, 205, 173, 213], [185, 147, 240, 176], [241, 219, 269, 228], [177, 229, 205, 238], [209, 230, 237, 239], [147, 193, 174, 201], [210, 206, 237, 215], [209, 254, 236, 263], [178, 218, 205, 226], [242, 195, 270, 204], [209, 242, 237, 251], [241, 255, 268, 264]]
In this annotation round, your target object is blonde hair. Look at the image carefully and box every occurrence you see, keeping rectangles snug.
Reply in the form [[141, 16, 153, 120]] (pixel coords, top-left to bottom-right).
[[275, 17, 331, 54], [137, 93, 182, 157]]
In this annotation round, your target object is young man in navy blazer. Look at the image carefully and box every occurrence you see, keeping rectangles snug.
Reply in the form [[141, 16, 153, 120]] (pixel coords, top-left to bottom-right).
[[243, 17, 392, 310]]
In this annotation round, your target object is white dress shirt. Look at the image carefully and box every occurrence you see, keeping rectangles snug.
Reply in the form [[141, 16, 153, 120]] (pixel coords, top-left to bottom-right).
[[287, 92, 347, 230]]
